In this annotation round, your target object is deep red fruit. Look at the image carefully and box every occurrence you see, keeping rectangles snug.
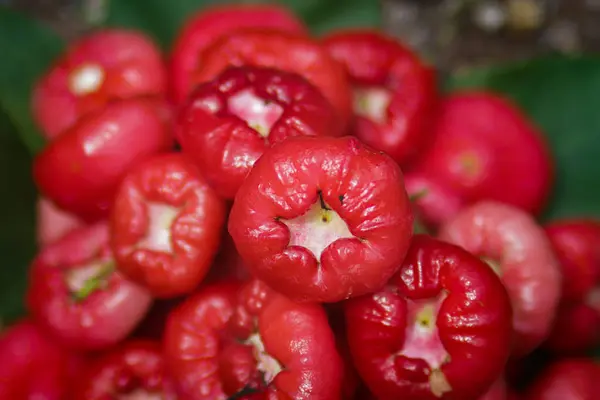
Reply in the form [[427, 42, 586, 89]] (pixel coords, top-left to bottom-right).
[[74, 340, 176, 400], [412, 92, 553, 215], [543, 219, 600, 354], [131, 297, 185, 341], [323, 29, 437, 166], [479, 378, 509, 400], [110, 153, 226, 298], [345, 235, 513, 400], [526, 359, 600, 400], [0, 319, 83, 399], [545, 220, 600, 303], [178, 65, 342, 199], [192, 29, 353, 131], [33, 98, 172, 222], [228, 135, 414, 303], [33, 29, 167, 139], [164, 280, 343, 399], [439, 201, 561, 357], [37, 196, 87, 247], [27, 222, 152, 350], [170, 4, 307, 104], [404, 170, 466, 230]]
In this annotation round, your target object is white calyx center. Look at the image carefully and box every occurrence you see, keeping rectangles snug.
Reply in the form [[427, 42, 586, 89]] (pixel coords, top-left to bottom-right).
[[246, 332, 282, 384], [353, 86, 391, 124], [68, 63, 105, 96], [228, 89, 284, 138], [399, 292, 451, 397], [281, 199, 355, 262], [139, 203, 179, 253]]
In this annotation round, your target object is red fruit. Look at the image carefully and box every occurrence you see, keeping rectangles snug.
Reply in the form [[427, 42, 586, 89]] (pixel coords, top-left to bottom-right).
[[0, 319, 83, 399], [413, 92, 553, 214], [404, 170, 466, 230], [193, 29, 353, 131], [544, 220, 600, 303], [526, 359, 600, 400], [439, 201, 562, 357], [132, 297, 185, 341], [110, 153, 226, 298], [33, 98, 173, 222], [74, 340, 176, 400], [344, 235, 513, 400], [33, 29, 167, 139], [170, 4, 307, 104], [164, 279, 343, 399], [479, 378, 509, 400], [228, 135, 414, 303], [542, 220, 600, 354], [178, 65, 342, 199], [37, 196, 87, 247], [27, 222, 152, 350], [323, 29, 437, 166]]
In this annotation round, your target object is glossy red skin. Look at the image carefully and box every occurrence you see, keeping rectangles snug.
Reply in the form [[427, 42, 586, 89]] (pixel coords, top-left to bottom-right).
[[439, 201, 562, 357], [33, 98, 172, 222], [178, 65, 342, 199], [26, 222, 153, 351], [110, 153, 226, 298], [74, 340, 176, 400], [345, 235, 513, 400], [37, 196, 87, 247], [404, 170, 466, 230], [0, 319, 83, 399], [164, 279, 343, 399], [228, 135, 414, 303], [170, 4, 307, 104], [413, 92, 553, 215], [544, 220, 600, 303], [193, 29, 353, 132], [33, 29, 167, 139], [322, 29, 437, 166], [526, 359, 600, 400]]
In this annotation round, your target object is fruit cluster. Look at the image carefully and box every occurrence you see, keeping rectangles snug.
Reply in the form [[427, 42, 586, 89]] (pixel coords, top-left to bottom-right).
[[2, 3, 599, 400]]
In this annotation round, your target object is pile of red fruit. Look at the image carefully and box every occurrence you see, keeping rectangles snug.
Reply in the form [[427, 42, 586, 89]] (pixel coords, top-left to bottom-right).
[[2, 3, 599, 400]]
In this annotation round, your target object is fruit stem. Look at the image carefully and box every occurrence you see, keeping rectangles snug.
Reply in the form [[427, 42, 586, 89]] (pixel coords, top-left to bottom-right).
[[72, 261, 115, 302]]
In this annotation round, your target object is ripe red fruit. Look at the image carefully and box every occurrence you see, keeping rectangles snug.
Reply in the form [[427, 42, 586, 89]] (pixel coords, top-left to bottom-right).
[[0, 319, 83, 399], [33, 98, 173, 222], [110, 153, 226, 298], [170, 4, 307, 104], [479, 378, 509, 400], [525, 359, 600, 400], [345, 235, 513, 400], [193, 29, 353, 131], [228, 135, 414, 303], [323, 29, 437, 166], [37, 196, 87, 247], [404, 170, 466, 230], [33, 29, 167, 139], [412, 92, 553, 215], [164, 280, 343, 399], [543, 219, 600, 354], [74, 340, 176, 400], [439, 201, 562, 357], [178, 65, 342, 199], [26, 222, 152, 350]]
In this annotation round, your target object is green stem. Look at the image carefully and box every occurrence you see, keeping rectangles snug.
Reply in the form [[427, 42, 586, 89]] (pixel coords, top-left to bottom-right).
[[71, 261, 115, 302]]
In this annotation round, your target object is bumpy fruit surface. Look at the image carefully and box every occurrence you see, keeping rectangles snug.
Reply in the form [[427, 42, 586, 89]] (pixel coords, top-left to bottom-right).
[[228, 135, 414, 302]]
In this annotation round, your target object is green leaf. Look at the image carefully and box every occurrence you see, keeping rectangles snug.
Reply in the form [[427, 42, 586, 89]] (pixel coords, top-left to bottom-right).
[[102, 0, 381, 50], [0, 6, 64, 154], [446, 56, 600, 221], [0, 107, 37, 325]]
